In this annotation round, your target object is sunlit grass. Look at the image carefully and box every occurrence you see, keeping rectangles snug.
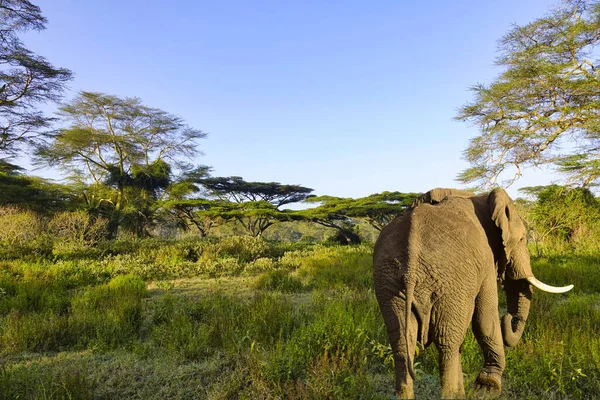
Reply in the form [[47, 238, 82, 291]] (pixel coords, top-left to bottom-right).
[[0, 238, 598, 398]]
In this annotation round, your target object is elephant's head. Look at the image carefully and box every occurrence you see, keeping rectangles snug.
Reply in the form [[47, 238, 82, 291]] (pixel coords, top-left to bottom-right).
[[488, 188, 573, 347]]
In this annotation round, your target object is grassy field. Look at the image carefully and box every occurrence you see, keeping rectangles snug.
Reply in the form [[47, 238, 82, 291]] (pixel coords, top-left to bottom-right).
[[0, 237, 599, 399]]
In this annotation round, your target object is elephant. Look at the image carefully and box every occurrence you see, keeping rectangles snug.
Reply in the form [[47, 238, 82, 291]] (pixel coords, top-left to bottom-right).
[[373, 188, 573, 399]]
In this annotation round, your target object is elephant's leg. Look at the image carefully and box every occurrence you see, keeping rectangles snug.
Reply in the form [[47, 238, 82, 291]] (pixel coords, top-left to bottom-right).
[[388, 294, 418, 399], [375, 289, 417, 398], [438, 346, 465, 399], [434, 298, 472, 399], [472, 273, 505, 393], [457, 346, 465, 390], [374, 263, 418, 399]]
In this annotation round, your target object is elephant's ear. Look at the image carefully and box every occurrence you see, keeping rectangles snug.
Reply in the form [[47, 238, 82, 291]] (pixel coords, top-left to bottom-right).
[[489, 188, 512, 266]]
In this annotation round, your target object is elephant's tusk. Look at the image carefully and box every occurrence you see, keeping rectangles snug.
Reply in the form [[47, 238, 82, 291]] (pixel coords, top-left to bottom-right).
[[526, 277, 574, 293]]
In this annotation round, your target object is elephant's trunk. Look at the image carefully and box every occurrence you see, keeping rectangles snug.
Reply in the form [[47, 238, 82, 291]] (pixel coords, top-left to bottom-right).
[[501, 277, 532, 347]]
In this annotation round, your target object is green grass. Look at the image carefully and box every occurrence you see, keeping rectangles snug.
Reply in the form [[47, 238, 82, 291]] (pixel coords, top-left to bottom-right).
[[0, 237, 598, 398]]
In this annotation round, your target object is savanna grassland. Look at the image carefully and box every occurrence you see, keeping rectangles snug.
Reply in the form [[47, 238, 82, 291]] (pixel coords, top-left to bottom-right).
[[0, 236, 598, 399]]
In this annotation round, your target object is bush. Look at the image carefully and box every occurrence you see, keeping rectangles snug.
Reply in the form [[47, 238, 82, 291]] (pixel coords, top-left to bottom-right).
[[244, 257, 278, 275], [48, 210, 108, 250], [253, 270, 306, 293], [0, 206, 44, 245], [296, 244, 373, 290], [206, 236, 274, 263]]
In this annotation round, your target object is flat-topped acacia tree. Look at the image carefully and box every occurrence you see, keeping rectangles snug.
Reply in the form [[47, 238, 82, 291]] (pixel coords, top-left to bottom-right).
[[198, 176, 314, 209], [302, 192, 420, 231], [296, 192, 420, 244], [165, 176, 313, 237]]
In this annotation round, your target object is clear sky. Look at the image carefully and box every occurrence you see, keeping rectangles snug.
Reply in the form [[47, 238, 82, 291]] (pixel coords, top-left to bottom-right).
[[22, 0, 562, 198]]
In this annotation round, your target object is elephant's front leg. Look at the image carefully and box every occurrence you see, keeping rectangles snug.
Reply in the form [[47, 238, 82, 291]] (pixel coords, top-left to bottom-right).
[[472, 273, 505, 394]]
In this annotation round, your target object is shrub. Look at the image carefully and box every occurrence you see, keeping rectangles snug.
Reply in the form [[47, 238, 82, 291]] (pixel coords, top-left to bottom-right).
[[0, 206, 44, 245], [253, 270, 306, 293], [196, 257, 243, 278], [244, 257, 278, 275], [207, 236, 273, 263], [48, 210, 108, 250], [296, 244, 373, 289]]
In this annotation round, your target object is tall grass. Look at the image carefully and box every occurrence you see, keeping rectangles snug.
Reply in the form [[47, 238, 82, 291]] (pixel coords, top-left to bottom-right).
[[0, 237, 598, 398]]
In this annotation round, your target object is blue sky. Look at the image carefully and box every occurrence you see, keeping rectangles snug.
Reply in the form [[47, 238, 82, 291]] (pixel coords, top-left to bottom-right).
[[23, 0, 561, 198]]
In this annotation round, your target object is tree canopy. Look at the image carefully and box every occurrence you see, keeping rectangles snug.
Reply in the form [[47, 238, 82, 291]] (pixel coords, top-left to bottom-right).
[[0, 0, 72, 157], [36, 91, 207, 237], [158, 198, 224, 237], [0, 160, 73, 212], [301, 191, 419, 231], [172, 176, 313, 237], [457, 0, 600, 189], [198, 176, 314, 209]]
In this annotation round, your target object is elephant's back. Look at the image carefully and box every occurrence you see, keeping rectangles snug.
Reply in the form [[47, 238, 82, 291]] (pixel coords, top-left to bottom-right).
[[411, 197, 494, 283], [374, 197, 494, 285]]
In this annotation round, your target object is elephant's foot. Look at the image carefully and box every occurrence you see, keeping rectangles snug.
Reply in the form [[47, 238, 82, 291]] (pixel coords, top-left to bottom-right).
[[474, 370, 501, 398]]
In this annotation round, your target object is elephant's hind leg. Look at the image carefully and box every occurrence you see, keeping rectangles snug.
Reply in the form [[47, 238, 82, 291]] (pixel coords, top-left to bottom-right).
[[433, 297, 472, 399], [375, 285, 417, 398], [388, 294, 418, 399], [472, 273, 505, 395]]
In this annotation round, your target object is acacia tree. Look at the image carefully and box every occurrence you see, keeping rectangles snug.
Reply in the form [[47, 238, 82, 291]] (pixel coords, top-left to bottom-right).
[[294, 204, 361, 244], [193, 176, 313, 237], [0, 0, 72, 157], [159, 199, 224, 237], [302, 192, 419, 231], [37, 91, 207, 236], [457, 0, 600, 189], [198, 176, 314, 208]]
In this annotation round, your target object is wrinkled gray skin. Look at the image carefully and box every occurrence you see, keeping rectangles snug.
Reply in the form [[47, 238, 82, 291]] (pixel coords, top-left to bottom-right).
[[373, 188, 535, 399]]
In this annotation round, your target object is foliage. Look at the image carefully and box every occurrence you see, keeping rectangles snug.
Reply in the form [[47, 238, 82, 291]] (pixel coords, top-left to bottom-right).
[[197, 176, 313, 208], [518, 185, 600, 254], [0, 0, 72, 158], [48, 210, 108, 249], [302, 191, 419, 231], [175, 176, 313, 237], [159, 198, 228, 237], [295, 192, 419, 243], [36, 91, 207, 237], [457, 0, 600, 188], [0, 160, 73, 212], [207, 201, 301, 237], [0, 206, 43, 245]]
